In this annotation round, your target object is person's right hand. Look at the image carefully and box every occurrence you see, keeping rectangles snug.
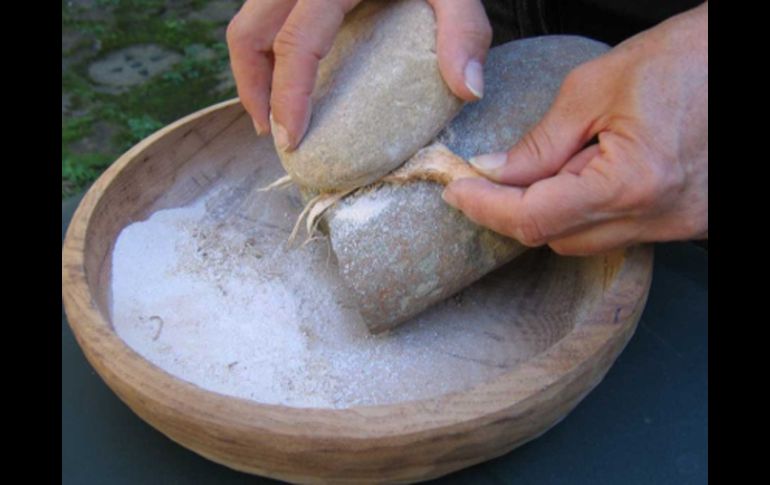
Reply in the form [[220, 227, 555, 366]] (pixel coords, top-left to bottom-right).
[[226, 0, 492, 151], [442, 2, 708, 255]]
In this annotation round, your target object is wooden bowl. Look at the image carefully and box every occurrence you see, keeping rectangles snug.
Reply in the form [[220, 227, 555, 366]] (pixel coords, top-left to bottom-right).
[[62, 99, 654, 484]]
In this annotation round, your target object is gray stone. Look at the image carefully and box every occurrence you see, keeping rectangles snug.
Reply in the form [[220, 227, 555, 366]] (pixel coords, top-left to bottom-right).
[[88, 44, 182, 87], [273, 0, 463, 192], [324, 36, 611, 333], [436, 36, 610, 159]]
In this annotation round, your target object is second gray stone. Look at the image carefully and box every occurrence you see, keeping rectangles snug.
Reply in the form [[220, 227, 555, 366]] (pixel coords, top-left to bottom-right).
[[324, 36, 611, 333]]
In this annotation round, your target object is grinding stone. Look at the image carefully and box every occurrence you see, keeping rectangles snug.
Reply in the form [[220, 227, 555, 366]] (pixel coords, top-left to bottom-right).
[[272, 0, 463, 192], [324, 36, 611, 333]]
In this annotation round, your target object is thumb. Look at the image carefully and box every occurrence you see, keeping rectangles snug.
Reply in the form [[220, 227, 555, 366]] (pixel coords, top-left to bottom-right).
[[270, 0, 360, 151], [467, 77, 597, 186], [442, 152, 622, 246], [427, 0, 492, 101]]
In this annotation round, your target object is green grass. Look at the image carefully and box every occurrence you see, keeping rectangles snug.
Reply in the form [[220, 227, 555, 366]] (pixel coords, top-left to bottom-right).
[[62, 152, 113, 183], [62, 0, 237, 199]]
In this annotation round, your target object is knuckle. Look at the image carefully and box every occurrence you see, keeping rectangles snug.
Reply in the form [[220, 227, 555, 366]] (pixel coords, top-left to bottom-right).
[[272, 26, 302, 57], [520, 125, 555, 167], [226, 13, 270, 51], [514, 212, 548, 247], [225, 14, 244, 45], [624, 160, 683, 212], [635, 178, 664, 210], [273, 23, 319, 59], [459, 21, 492, 47], [586, 161, 626, 206], [520, 132, 543, 163]]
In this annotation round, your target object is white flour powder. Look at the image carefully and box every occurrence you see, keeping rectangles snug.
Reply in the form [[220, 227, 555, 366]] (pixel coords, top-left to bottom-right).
[[111, 182, 543, 408], [332, 188, 393, 224]]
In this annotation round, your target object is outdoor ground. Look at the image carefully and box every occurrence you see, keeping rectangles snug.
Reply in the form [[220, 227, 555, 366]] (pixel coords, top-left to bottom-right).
[[62, 0, 241, 199]]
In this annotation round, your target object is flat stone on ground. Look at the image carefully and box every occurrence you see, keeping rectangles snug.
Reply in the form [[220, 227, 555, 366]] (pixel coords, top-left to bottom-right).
[[88, 44, 182, 87]]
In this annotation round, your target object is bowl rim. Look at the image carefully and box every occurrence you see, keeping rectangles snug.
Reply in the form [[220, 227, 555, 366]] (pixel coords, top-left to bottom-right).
[[62, 98, 653, 443]]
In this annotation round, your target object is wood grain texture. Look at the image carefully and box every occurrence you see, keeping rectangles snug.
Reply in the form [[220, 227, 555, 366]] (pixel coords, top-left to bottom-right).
[[62, 99, 654, 484]]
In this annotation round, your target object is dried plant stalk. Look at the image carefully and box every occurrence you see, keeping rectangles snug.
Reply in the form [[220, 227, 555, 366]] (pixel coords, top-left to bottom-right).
[[381, 142, 480, 185], [260, 142, 480, 244]]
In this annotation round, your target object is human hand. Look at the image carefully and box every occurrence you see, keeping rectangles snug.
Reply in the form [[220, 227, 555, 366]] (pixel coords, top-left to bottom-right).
[[226, 0, 492, 151], [442, 2, 708, 255]]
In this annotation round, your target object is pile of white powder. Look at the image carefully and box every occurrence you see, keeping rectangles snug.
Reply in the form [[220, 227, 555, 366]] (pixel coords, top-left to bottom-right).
[[111, 180, 558, 408]]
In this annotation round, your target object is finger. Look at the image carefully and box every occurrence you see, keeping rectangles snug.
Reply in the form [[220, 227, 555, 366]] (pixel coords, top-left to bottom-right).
[[547, 218, 644, 256], [270, 0, 360, 151], [227, 0, 296, 135], [427, 0, 493, 101], [442, 155, 623, 246], [560, 143, 601, 175], [467, 69, 600, 186], [229, 48, 274, 135]]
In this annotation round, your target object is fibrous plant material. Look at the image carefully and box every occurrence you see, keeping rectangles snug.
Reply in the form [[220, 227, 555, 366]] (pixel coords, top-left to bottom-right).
[[286, 142, 479, 246], [381, 142, 480, 185]]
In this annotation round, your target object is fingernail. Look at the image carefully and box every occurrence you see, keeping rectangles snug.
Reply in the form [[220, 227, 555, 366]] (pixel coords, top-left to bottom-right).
[[253, 119, 265, 136], [464, 60, 484, 99], [441, 186, 458, 207], [273, 121, 292, 152], [469, 152, 507, 173], [297, 106, 311, 147]]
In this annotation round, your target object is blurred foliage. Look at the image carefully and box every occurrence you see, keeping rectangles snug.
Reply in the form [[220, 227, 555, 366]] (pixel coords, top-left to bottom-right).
[[62, 0, 236, 198]]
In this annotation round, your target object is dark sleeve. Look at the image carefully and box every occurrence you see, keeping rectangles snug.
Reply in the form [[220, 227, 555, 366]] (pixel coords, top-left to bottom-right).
[[483, 0, 704, 46], [482, 0, 558, 45], [578, 0, 704, 25]]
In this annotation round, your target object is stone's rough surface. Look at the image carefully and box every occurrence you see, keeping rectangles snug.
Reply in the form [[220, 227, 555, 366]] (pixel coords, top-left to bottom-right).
[[273, 0, 463, 192], [88, 44, 182, 87], [436, 36, 610, 158], [325, 36, 611, 333], [328, 183, 527, 333]]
